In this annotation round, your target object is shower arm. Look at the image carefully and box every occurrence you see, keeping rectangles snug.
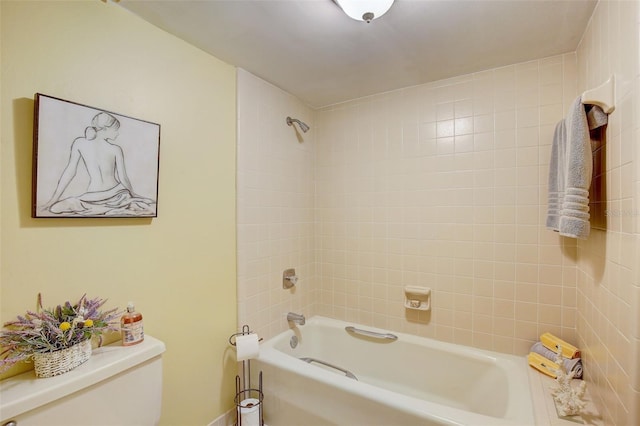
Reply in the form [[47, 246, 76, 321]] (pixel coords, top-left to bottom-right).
[[286, 116, 310, 133]]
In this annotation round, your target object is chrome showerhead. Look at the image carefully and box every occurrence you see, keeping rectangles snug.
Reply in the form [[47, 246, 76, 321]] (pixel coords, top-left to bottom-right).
[[286, 116, 310, 133]]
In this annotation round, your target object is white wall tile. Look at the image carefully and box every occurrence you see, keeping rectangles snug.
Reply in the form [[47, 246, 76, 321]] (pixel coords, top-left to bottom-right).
[[236, 69, 316, 340], [574, 1, 640, 423], [314, 54, 578, 356]]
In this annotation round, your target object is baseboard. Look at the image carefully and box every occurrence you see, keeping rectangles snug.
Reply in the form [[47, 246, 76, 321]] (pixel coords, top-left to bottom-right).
[[207, 408, 235, 426]]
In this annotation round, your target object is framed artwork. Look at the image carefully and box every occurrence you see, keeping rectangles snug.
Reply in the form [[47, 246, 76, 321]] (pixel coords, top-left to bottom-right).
[[32, 94, 160, 218]]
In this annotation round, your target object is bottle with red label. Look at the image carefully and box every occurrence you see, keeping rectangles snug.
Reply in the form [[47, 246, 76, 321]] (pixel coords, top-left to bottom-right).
[[121, 302, 144, 346]]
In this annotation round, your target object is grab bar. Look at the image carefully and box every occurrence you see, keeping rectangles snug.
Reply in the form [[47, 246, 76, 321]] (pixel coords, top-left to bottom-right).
[[300, 357, 358, 380], [345, 326, 398, 341]]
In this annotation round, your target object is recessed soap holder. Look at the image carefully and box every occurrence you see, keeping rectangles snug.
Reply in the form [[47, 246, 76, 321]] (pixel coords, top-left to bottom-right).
[[404, 286, 431, 311]]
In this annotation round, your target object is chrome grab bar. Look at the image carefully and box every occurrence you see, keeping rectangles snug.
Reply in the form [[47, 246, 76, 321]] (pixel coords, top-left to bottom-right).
[[345, 326, 398, 341], [300, 357, 358, 380]]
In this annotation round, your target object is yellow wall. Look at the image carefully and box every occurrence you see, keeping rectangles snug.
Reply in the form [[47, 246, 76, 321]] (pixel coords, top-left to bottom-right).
[[1, 1, 237, 424]]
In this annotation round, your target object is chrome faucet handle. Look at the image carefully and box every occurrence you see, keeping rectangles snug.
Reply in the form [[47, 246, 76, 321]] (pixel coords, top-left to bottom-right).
[[283, 268, 298, 289]]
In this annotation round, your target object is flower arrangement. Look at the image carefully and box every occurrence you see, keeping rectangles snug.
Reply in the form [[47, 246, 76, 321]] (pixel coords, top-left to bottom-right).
[[0, 293, 121, 373]]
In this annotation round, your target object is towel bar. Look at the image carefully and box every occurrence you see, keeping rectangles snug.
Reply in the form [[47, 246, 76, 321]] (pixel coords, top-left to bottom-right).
[[581, 75, 615, 114]]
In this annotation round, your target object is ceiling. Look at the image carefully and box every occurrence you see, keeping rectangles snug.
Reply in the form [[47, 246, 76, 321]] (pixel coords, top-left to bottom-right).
[[118, 0, 597, 109]]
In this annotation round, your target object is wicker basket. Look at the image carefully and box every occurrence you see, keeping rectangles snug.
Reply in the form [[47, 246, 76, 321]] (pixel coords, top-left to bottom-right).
[[33, 339, 92, 378]]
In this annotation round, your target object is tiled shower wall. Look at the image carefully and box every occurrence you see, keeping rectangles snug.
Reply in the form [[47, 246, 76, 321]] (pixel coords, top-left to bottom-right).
[[575, 1, 640, 425], [315, 53, 580, 355], [236, 69, 316, 339]]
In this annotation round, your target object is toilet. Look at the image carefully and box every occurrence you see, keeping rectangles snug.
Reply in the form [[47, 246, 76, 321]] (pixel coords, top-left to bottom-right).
[[0, 335, 166, 426]]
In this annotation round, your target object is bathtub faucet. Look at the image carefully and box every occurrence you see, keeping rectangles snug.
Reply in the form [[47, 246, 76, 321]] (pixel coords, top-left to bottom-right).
[[287, 312, 306, 325]]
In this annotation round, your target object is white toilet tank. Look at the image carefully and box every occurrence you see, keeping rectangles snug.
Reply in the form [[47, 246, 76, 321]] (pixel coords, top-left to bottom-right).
[[0, 335, 166, 426]]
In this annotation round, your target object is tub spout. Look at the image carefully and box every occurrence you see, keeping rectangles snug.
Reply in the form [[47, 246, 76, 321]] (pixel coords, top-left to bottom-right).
[[287, 312, 306, 325]]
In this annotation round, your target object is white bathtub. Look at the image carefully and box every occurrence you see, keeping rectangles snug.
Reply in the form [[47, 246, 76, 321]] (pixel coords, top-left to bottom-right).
[[253, 316, 535, 426]]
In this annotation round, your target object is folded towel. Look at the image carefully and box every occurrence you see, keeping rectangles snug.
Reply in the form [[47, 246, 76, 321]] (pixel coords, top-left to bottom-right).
[[531, 342, 583, 379], [540, 332, 581, 358], [559, 96, 592, 239], [546, 120, 566, 231], [528, 351, 560, 378]]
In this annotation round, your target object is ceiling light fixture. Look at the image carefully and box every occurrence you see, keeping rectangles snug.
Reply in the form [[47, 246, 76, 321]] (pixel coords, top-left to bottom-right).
[[335, 0, 395, 23]]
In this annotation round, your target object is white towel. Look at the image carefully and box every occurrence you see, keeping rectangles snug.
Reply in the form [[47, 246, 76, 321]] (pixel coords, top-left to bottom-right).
[[559, 96, 592, 239]]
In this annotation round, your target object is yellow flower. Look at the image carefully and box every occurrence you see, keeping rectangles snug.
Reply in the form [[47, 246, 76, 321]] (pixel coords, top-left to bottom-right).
[[60, 322, 71, 331], [84, 319, 94, 327]]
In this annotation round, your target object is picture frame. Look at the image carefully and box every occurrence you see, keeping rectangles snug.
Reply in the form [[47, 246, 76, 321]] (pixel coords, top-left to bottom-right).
[[32, 94, 160, 218]]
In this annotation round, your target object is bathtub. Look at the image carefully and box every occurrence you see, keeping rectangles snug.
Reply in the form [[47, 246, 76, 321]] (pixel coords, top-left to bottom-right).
[[253, 316, 535, 426]]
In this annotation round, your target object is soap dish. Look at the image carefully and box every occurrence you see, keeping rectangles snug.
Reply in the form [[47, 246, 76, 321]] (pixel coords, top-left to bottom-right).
[[404, 286, 431, 311]]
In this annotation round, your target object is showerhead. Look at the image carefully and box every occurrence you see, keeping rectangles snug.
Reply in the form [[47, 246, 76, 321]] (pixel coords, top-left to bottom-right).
[[286, 116, 310, 133]]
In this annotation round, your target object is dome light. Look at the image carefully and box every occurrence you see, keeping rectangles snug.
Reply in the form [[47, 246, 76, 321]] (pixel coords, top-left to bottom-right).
[[335, 0, 395, 23]]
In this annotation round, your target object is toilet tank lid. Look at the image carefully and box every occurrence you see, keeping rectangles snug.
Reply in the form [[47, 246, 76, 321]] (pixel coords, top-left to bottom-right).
[[0, 335, 166, 421]]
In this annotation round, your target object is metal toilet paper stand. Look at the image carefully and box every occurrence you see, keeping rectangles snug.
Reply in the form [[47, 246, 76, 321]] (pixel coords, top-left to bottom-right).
[[229, 325, 264, 426]]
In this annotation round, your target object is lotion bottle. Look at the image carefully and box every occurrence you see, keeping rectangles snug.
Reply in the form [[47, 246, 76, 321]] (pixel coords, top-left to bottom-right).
[[121, 302, 144, 346]]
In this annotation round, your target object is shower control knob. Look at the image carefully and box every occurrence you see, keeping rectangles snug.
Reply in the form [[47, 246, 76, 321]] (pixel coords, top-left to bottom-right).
[[283, 268, 298, 289]]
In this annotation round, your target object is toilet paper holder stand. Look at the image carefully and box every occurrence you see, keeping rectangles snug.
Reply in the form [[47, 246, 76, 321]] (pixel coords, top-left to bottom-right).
[[229, 325, 264, 426]]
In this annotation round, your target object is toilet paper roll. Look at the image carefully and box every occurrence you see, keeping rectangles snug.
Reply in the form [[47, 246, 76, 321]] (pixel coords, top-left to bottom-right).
[[238, 398, 260, 426], [235, 333, 260, 361]]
